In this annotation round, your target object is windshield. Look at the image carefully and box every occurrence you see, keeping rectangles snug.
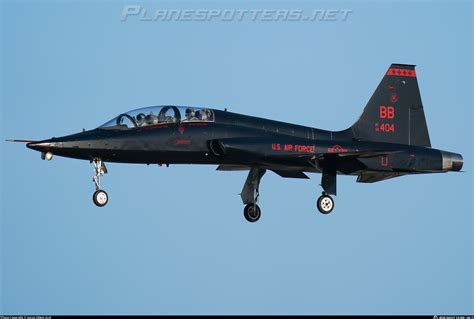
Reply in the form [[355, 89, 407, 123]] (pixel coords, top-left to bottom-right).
[[99, 105, 215, 129]]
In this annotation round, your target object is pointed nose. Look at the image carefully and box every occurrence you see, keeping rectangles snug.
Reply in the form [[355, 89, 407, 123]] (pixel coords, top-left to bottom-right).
[[27, 140, 61, 152]]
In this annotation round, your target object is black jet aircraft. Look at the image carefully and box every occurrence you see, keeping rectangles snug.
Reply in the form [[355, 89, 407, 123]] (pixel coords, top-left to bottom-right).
[[10, 64, 463, 222]]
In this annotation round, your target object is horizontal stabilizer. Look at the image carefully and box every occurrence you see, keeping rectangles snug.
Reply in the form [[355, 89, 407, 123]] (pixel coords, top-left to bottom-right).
[[336, 150, 403, 158], [357, 171, 406, 183], [392, 168, 447, 174], [271, 170, 309, 179]]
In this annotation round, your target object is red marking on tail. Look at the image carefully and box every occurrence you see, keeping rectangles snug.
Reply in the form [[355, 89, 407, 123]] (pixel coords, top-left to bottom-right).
[[390, 93, 398, 103], [387, 68, 416, 77]]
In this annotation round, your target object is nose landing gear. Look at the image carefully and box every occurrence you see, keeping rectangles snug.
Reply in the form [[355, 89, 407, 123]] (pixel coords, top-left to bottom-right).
[[93, 189, 108, 207], [92, 159, 108, 207]]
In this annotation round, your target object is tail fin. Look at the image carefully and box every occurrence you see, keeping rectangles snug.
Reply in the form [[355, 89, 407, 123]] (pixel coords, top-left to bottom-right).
[[349, 64, 431, 147]]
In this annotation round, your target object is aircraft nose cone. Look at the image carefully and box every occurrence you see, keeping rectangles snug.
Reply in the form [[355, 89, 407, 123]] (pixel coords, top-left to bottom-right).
[[27, 140, 60, 152], [441, 151, 463, 171]]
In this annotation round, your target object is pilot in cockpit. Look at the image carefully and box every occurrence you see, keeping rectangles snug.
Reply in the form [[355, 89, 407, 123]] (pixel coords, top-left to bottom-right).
[[185, 108, 198, 121], [136, 113, 146, 127], [196, 109, 211, 121], [197, 110, 206, 121], [145, 112, 158, 125]]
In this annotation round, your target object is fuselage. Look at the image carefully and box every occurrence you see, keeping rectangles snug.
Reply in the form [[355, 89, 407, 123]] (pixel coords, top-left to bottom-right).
[[27, 107, 463, 176]]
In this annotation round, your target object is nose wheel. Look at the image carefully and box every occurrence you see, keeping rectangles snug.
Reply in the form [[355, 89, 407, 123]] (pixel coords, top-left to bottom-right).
[[92, 159, 109, 207], [317, 193, 334, 214], [93, 189, 109, 207]]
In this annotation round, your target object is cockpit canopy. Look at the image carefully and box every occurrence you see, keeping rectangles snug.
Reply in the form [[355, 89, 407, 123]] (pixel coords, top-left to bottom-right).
[[99, 105, 215, 129]]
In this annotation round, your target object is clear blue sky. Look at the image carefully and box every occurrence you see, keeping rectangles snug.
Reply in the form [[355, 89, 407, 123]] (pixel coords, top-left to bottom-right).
[[1, 0, 472, 315]]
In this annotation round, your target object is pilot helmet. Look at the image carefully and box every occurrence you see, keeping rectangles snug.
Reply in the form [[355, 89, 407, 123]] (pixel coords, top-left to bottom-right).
[[185, 108, 195, 116], [136, 113, 145, 121]]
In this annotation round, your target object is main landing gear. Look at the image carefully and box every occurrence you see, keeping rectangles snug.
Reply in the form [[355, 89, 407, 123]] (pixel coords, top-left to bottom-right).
[[241, 167, 266, 223], [317, 193, 334, 214], [238, 167, 338, 220], [244, 203, 261, 222], [92, 158, 108, 207], [316, 170, 337, 215]]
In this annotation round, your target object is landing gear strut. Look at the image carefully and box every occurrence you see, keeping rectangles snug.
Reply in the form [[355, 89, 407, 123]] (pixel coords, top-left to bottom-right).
[[241, 167, 266, 223], [92, 158, 108, 207]]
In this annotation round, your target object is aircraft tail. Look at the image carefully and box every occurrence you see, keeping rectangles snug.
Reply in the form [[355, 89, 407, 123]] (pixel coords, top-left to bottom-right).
[[349, 64, 431, 147]]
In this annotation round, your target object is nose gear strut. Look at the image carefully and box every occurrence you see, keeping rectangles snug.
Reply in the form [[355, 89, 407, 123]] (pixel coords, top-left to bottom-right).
[[92, 159, 109, 207]]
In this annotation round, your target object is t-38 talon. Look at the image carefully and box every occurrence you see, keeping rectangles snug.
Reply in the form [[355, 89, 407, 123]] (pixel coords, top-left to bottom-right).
[[8, 64, 463, 221]]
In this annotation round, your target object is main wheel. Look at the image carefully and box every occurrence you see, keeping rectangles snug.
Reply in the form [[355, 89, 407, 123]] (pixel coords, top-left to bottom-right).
[[317, 194, 334, 214], [244, 204, 261, 222], [93, 189, 108, 207]]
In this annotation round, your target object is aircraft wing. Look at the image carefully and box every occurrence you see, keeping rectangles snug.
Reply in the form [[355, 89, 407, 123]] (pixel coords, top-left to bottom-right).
[[271, 170, 309, 179], [216, 164, 309, 179], [216, 164, 250, 171]]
